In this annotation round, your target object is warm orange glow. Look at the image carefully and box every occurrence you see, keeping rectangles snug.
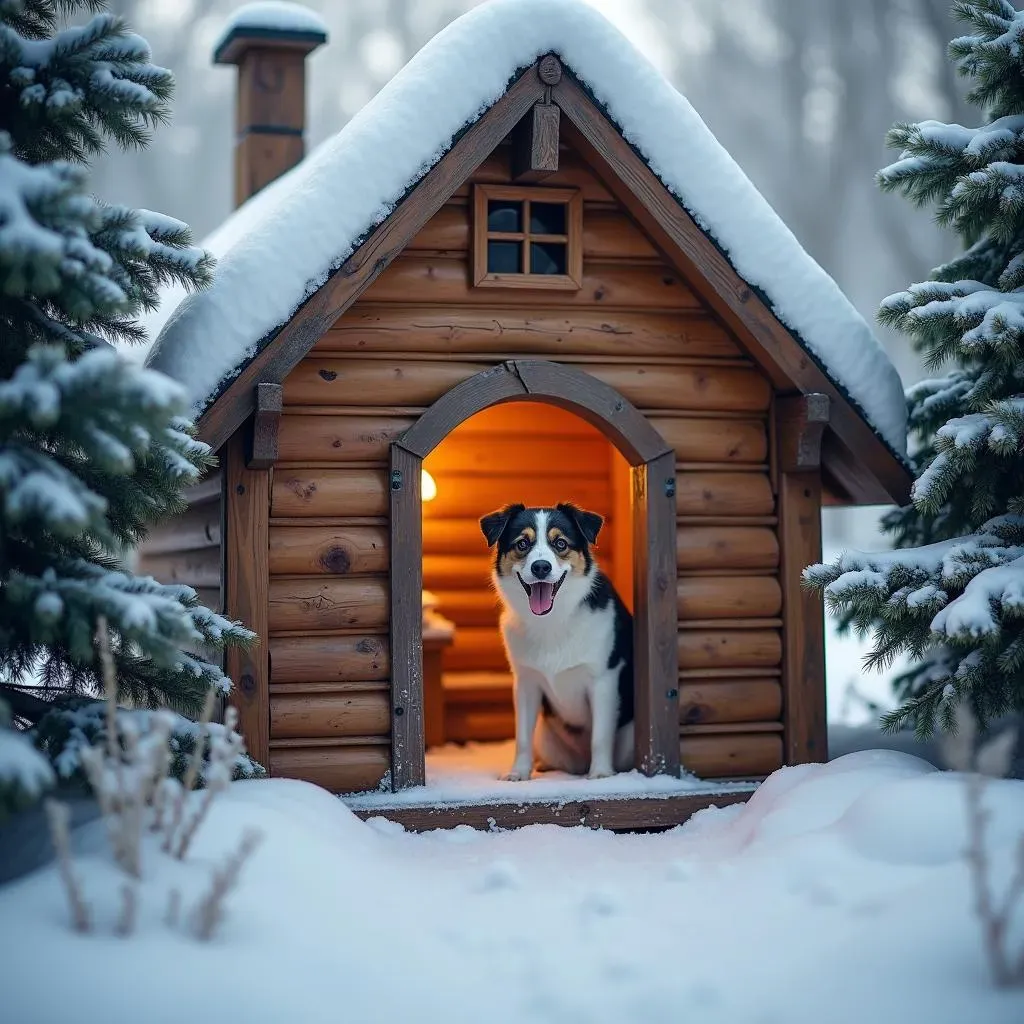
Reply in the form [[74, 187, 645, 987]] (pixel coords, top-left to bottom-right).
[[421, 469, 437, 502]]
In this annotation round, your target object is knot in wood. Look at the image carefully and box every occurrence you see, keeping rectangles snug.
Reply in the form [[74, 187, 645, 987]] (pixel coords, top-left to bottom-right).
[[537, 54, 562, 85]]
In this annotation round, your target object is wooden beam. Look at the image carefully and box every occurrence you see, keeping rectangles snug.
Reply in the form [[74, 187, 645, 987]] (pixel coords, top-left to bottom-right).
[[774, 395, 828, 766], [345, 787, 755, 832], [552, 78, 912, 506], [223, 431, 270, 769], [248, 382, 282, 469], [388, 444, 425, 790], [512, 102, 560, 182], [196, 68, 547, 453]]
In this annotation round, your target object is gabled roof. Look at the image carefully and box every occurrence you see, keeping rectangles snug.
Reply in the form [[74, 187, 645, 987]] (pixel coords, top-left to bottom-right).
[[144, 0, 911, 503]]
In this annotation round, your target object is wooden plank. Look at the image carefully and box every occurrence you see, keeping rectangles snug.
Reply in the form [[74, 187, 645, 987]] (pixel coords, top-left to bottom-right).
[[407, 203, 659, 260], [138, 549, 221, 590], [676, 526, 779, 571], [650, 416, 767, 464], [345, 789, 754, 831], [267, 576, 389, 632], [424, 474, 610, 520], [183, 473, 222, 505], [223, 431, 271, 769], [270, 743, 390, 793], [319, 307, 741, 359], [555, 80, 912, 505], [455, 145, 615, 202], [272, 468, 388, 517], [142, 502, 221, 555], [676, 471, 774, 517], [196, 68, 548, 453], [445, 704, 515, 743], [360, 255, 701, 309], [680, 733, 783, 778], [269, 525, 389, 575], [677, 576, 782, 619], [678, 629, 781, 669], [277, 413, 416, 463], [775, 395, 829, 765], [270, 634, 390, 683], [428, 590, 502, 626], [249, 382, 283, 469], [389, 444, 425, 790], [679, 679, 783, 725], [512, 100, 560, 181], [270, 689, 391, 738], [633, 449, 680, 777], [443, 628, 510, 673], [426, 434, 610, 476]]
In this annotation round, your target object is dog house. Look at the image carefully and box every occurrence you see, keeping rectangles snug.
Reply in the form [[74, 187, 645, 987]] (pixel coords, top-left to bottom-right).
[[139, 0, 912, 830]]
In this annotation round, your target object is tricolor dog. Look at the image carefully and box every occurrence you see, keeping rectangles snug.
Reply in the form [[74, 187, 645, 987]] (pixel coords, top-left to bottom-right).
[[479, 502, 634, 780]]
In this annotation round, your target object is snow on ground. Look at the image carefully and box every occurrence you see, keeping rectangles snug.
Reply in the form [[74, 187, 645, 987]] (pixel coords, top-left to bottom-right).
[[348, 739, 755, 810], [2, 751, 1023, 1023], [145, 0, 906, 458]]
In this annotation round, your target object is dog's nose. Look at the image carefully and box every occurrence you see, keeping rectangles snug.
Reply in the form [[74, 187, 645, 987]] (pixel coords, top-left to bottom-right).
[[531, 560, 552, 579]]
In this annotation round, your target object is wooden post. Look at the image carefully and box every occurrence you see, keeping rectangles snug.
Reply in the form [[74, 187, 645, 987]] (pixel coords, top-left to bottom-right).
[[633, 449, 680, 777], [774, 393, 830, 765], [213, 18, 327, 207], [223, 429, 271, 769], [248, 382, 282, 469], [389, 444, 425, 790], [512, 55, 562, 182]]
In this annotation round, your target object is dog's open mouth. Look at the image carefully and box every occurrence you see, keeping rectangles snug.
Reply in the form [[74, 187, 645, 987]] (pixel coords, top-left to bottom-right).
[[518, 571, 568, 616]]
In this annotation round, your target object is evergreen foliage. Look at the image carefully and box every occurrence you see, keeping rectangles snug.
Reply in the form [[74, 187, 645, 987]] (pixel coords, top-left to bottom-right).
[[807, 0, 1024, 738], [0, 0, 253, 762]]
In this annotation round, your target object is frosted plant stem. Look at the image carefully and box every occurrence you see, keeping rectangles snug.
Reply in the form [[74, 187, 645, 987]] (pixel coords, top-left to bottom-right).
[[115, 884, 137, 937], [44, 799, 91, 934], [191, 828, 263, 941], [163, 685, 215, 854]]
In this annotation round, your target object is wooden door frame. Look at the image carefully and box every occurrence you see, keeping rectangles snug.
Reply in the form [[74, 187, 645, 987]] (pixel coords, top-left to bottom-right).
[[387, 359, 679, 791]]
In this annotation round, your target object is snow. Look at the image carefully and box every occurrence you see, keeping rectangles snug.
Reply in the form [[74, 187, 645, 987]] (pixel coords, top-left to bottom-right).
[[145, 0, 907, 458], [0, 729, 54, 796], [213, 1, 329, 48], [3, 752, 1024, 1022], [346, 740, 756, 811]]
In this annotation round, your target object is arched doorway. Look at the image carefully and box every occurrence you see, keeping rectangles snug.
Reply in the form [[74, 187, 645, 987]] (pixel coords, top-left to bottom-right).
[[388, 359, 678, 791]]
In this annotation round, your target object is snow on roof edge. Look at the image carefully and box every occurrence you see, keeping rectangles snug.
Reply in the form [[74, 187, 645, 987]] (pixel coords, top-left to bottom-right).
[[147, 0, 908, 460], [212, 2, 328, 63]]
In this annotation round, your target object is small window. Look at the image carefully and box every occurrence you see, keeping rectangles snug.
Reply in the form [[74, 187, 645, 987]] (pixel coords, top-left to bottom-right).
[[472, 185, 582, 289]]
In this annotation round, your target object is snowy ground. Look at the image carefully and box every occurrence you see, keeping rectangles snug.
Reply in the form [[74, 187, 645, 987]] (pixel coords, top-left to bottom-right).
[[2, 751, 1023, 1023]]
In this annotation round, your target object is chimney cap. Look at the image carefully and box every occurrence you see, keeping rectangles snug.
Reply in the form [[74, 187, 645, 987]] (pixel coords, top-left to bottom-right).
[[213, 1, 328, 65]]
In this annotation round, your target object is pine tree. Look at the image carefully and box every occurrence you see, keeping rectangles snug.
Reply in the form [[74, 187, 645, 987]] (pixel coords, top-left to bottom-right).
[[806, 0, 1024, 739], [0, 0, 253, 783]]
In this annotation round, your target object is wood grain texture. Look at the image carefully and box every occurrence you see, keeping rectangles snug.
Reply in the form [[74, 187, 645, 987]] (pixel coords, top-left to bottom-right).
[[678, 679, 783, 725], [268, 576, 389, 632], [270, 689, 391, 739], [277, 413, 416, 463], [680, 732, 783, 778], [677, 629, 781, 669], [676, 526, 779, 570], [197, 69, 547, 453], [555, 80, 912, 505], [677, 576, 782, 619], [425, 434, 610, 476], [443, 628, 511, 673], [512, 101, 560, 180], [141, 500, 221, 555], [270, 743, 390, 793], [223, 432, 270, 769], [319, 307, 741, 359], [427, 590, 503, 626], [444, 704, 515, 743], [454, 145, 614, 202], [271, 468, 388, 517], [423, 475, 610, 520], [249, 382, 283, 469], [650, 417, 767, 464], [675, 471, 774, 517], [137, 549, 221, 590], [346, 789, 754, 831], [389, 444, 426, 789], [270, 634, 390, 683], [269, 525, 389, 576]]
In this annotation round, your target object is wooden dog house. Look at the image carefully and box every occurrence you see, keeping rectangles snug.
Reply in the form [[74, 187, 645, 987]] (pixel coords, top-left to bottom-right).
[[139, 0, 912, 831]]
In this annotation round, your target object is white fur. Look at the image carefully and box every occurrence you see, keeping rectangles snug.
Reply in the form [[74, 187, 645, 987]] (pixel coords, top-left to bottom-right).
[[493, 511, 634, 780]]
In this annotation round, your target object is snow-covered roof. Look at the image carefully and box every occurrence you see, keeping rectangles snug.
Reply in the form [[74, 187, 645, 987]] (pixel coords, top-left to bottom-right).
[[212, 1, 328, 63], [146, 0, 908, 459]]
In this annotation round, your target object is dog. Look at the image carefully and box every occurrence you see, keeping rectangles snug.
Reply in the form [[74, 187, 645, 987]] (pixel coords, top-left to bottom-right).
[[479, 502, 634, 781]]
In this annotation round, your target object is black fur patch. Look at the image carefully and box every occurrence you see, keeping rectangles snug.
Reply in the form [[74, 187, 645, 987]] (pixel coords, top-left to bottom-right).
[[583, 571, 634, 729]]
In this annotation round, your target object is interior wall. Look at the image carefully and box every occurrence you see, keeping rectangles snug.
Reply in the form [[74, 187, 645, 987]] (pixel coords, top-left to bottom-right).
[[422, 402, 631, 743]]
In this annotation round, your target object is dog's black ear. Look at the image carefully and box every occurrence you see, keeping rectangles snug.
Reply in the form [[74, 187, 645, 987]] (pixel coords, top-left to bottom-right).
[[480, 503, 524, 547], [558, 503, 604, 545]]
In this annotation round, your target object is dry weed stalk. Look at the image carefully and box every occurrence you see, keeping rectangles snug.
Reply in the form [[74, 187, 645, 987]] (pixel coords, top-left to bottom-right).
[[115, 883, 137, 938], [191, 828, 264, 941], [161, 685, 216, 855], [44, 799, 91, 933], [942, 705, 1024, 988], [165, 887, 181, 929]]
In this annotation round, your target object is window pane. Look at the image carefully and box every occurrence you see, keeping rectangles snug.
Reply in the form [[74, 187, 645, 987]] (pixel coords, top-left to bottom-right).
[[488, 240, 522, 273], [530, 241, 567, 275], [530, 202, 567, 235], [487, 200, 522, 233]]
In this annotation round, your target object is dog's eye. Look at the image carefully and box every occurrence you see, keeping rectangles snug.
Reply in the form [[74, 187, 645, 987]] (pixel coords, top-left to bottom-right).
[[514, 537, 530, 552], [552, 537, 568, 553]]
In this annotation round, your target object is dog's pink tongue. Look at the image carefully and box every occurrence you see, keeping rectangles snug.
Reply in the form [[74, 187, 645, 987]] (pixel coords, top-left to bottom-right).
[[529, 581, 555, 615]]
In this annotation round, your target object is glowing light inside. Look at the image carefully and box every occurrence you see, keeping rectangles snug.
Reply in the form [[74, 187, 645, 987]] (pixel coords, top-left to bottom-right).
[[421, 469, 437, 502]]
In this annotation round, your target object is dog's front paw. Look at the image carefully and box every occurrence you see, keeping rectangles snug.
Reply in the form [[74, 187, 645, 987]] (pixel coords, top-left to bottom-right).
[[587, 766, 615, 780], [500, 765, 532, 782]]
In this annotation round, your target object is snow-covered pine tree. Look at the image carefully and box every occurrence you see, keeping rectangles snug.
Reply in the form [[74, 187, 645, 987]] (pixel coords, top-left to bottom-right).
[[806, 0, 1024, 739], [0, 0, 254, 788]]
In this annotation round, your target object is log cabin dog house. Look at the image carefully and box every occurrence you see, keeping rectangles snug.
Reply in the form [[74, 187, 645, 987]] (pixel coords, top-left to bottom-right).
[[141, 0, 912, 831]]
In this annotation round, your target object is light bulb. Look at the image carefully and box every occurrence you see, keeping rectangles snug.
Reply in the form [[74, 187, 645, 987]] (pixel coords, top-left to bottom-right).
[[421, 469, 437, 502]]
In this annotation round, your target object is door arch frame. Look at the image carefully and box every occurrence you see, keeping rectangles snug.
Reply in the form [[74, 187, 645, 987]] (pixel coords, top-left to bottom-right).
[[388, 359, 679, 791]]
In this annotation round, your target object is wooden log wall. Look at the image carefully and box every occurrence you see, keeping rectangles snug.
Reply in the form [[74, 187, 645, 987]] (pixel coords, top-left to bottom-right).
[[269, 138, 785, 791]]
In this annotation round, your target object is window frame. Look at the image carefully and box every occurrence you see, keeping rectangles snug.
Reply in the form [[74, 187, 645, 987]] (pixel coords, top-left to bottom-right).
[[472, 184, 584, 290]]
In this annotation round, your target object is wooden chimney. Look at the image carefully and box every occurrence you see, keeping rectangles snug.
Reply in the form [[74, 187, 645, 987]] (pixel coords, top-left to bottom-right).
[[213, 5, 327, 207]]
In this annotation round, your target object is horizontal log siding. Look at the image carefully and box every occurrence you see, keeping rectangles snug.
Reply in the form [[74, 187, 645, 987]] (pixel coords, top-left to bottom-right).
[[272, 139, 781, 789]]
